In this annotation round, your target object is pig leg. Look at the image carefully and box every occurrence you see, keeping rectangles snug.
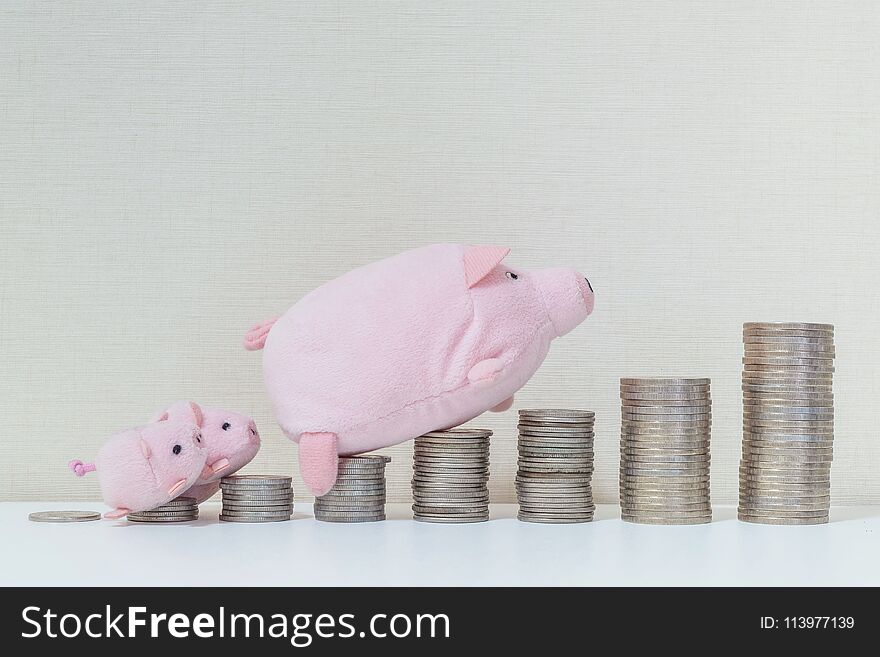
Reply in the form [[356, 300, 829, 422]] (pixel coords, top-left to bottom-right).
[[467, 358, 506, 388], [298, 432, 339, 496], [490, 396, 515, 412], [104, 508, 130, 519]]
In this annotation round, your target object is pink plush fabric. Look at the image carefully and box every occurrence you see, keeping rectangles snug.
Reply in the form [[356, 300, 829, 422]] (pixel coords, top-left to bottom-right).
[[248, 244, 594, 494], [70, 414, 207, 518], [150, 401, 261, 503]]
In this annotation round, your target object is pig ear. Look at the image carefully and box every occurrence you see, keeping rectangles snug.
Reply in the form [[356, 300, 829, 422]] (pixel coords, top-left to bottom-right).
[[463, 245, 510, 288], [155, 401, 204, 427]]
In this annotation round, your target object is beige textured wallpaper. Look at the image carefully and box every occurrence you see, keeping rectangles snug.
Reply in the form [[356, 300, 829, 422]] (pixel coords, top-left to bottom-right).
[[1, 1, 878, 504]]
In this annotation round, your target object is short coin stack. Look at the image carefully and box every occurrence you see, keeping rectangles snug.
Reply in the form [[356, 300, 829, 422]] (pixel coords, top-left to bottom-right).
[[219, 475, 294, 523], [314, 456, 390, 523], [412, 429, 491, 523], [128, 496, 199, 523], [619, 378, 712, 525], [739, 322, 835, 525], [515, 409, 596, 523]]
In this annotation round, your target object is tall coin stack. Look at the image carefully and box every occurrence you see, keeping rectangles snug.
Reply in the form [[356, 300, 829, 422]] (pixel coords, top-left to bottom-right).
[[219, 475, 294, 523], [412, 429, 491, 523], [314, 456, 390, 523], [739, 322, 835, 525], [619, 378, 712, 525], [515, 409, 596, 523], [128, 496, 199, 523]]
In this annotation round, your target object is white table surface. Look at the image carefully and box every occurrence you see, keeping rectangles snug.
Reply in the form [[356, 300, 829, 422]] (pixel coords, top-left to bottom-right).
[[2, 502, 877, 586]]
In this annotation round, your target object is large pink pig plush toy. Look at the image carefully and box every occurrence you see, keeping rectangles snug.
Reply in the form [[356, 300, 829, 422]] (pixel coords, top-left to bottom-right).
[[244, 244, 594, 495], [149, 401, 261, 503], [69, 407, 207, 518]]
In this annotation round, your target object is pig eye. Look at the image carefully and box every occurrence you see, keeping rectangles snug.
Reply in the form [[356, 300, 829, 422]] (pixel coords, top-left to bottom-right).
[[505, 271, 519, 280], [222, 422, 231, 431], [172, 444, 182, 455]]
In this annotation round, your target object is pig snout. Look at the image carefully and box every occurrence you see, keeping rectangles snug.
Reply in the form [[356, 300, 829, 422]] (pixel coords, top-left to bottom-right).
[[533, 268, 595, 336]]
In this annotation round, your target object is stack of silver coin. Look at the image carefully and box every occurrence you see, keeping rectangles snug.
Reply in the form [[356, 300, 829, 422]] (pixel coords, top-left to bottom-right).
[[619, 378, 713, 525], [515, 409, 596, 523], [314, 456, 390, 523], [128, 496, 199, 523], [739, 322, 835, 525], [219, 475, 294, 523], [412, 429, 491, 523]]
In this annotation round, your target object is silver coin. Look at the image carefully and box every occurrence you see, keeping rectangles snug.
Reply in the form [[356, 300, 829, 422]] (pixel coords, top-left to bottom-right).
[[622, 413, 712, 422], [339, 455, 392, 464], [412, 508, 490, 518], [620, 478, 710, 489], [620, 390, 711, 400], [415, 497, 490, 506], [739, 483, 830, 494], [220, 508, 292, 517], [221, 475, 291, 486], [518, 428, 595, 437], [518, 492, 593, 501], [128, 509, 200, 518], [738, 494, 830, 506], [737, 513, 828, 525], [621, 444, 709, 453], [621, 436, 709, 447], [316, 515, 386, 523], [622, 502, 712, 512], [221, 497, 294, 506], [414, 445, 490, 454], [221, 493, 293, 502], [331, 476, 387, 483], [28, 510, 102, 523], [739, 492, 830, 503], [622, 515, 711, 525], [128, 515, 199, 523], [515, 508, 595, 518], [519, 408, 595, 418], [621, 506, 713, 517], [620, 377, 710, 386], [736, 507, 829, 519], [414, 515, 488, 524], [222, 499, 295, 508], [415, 439, 490, 449], [744, 407, 834, 417], [743, 443, 833, 454], [517, 514, 593, 524], [413, 460, 489, 470], [744, 429, 834, 439], [317, 493, 386, 502], [621, 401, 712, 411], [422, 428, 493, 438], [414, 438, 490, 447], [743, 321, 833, 331], [516, 484, 592, 493], [314, 510, 387, 518], [622, 417, 712, 426], [621, 492, 710, 502], [138, 506, 198, 515], [219, 514, 291, 523], [743, 333, 834, 343], [324, 486, 386, 495], [621, 449, 710, 459], [316, 505, 386, 514]]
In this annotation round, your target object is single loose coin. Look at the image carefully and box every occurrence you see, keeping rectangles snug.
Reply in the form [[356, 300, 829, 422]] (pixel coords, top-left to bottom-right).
[[29, 510, 102, 523]]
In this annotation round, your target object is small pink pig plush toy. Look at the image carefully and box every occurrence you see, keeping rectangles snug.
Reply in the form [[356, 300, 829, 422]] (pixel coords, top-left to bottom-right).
[[244, 244, 594, 495], [149, 401, 261, 503], [69, 403, 207, 518]]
